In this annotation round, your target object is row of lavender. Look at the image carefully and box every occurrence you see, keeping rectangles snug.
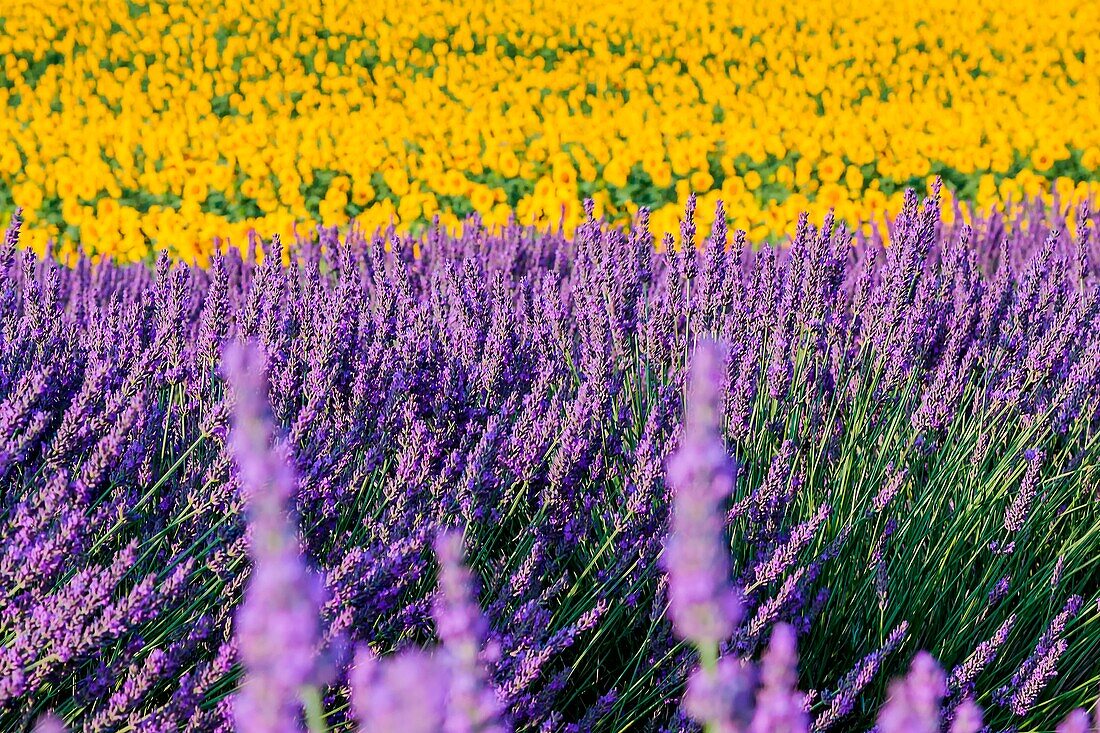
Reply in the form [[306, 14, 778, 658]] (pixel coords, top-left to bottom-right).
[[0, 183, 1098, 731], [40, 337, 1098, 733]]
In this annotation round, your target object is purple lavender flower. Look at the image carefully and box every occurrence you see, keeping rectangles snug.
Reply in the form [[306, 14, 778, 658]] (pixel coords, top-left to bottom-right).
[[224, 341, 326, 733], [1073, 202, 1091, 284], [0, 207, 22, 304], [663, 338, 743, 646], [948, 615, 1017, 693], [749, 503, 831, 590], [350, 646, 449, 733], [434, 530, 507, 733], [1051, 555, 1066, 590], [750, 624, 809, 733], [1003, 450, 1044, 534], [995, 596, 1082, 714], [871, 466, 906, 514], [870, 518, 897, 610], [948, 698, 984, 733], [743, 566, 808, 642], [987, 575, 1012, 606], [813, 622, 909, 731], [876, 652, 946, 733], [1009, 638, 1068, 716], [683, 656, 756, 733], [33, 714, 66, 733]]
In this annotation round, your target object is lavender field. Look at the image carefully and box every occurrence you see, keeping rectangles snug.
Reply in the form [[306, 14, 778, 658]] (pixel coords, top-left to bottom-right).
[[2, 186, 1100, 732]]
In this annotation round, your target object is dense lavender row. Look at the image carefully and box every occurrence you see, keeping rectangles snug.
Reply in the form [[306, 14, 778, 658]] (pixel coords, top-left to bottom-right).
[[1, 184, 1099, 732], [662, 340, 1099, 733]]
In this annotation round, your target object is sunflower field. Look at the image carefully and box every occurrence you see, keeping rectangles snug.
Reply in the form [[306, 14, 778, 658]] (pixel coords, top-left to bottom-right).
[[1, 0, 1098, 261]]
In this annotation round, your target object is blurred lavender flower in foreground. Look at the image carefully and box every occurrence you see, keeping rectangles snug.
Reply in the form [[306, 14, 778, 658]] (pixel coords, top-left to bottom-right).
[[224, 341, 327, 733], [665, 338, 748, 733], [350, 647, 449, 733], [683, 656, 757, 733], [948, 698, 984, 733], [877, 651, 947, 733], [1056, 708, 1091, 733], [750, 623, 809, 733], [34, 714, 66, 733], [663, 338, 743, 647], [435, 529, 508, 733]]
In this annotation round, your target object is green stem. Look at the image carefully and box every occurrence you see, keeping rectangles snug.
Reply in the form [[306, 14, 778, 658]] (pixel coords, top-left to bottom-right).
[[697, 641, 719, 733], [303, 685, 327, 733]]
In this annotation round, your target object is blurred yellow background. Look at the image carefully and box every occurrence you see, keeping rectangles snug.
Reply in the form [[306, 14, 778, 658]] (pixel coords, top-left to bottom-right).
[[1, 0, 1098, 262]]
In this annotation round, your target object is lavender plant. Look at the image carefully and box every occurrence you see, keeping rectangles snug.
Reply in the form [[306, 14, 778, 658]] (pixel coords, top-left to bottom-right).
[[0, 185, 1098, 732]]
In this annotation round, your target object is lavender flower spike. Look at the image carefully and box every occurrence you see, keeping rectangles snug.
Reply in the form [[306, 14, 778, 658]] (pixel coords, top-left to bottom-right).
[[1056, 709, 1091, 733], [812, 622, 909, 732], [948, 614, 1016, 693], [350, 646, 449, 733], [1003, 450, 1043, 534], [948, 698, 984, 733], [434, 529, 507, 733], [684, 656, 757, 733], [225, 341, 326, 733], [877, 651, 947, 733], [996, 595, 1082, 713], [34, 714, 66, 733], [1010, 638, 1068, 717], [751, 623, 809, 733], [663, 338, 742, 646]]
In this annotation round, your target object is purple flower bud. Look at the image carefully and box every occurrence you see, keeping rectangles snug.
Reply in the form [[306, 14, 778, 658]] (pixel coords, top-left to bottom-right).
[[1051, 555, 1065, 589], [988, 576, 1012, 606]]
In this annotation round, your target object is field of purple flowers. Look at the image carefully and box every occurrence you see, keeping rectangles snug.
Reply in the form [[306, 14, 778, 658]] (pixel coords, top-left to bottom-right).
[[2, 184, 1100, 733]]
